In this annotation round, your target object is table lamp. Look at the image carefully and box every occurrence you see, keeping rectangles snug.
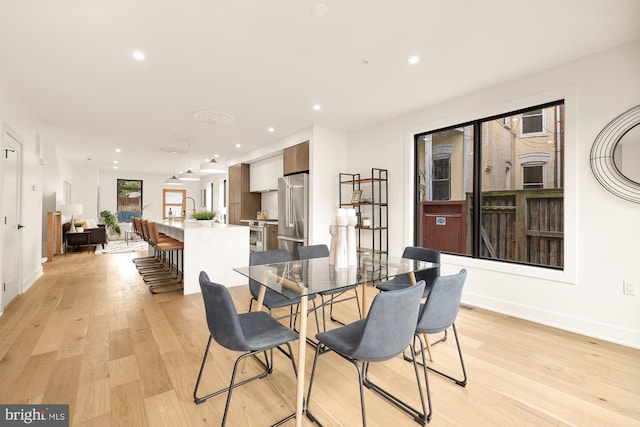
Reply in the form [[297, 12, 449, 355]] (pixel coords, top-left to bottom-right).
[[62, 204, 83, 232]]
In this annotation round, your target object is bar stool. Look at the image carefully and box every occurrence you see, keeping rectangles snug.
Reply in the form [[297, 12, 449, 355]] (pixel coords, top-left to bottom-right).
[[134, 220, 183, 294]]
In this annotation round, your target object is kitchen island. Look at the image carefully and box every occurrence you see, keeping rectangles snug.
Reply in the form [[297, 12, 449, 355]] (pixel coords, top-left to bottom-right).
[[155, 220, 249, 295]]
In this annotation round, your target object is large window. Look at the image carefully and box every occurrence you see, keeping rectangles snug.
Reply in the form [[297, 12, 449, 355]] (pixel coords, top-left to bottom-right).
[[117, 179, 143, 222], [415, 101, 564, 269]]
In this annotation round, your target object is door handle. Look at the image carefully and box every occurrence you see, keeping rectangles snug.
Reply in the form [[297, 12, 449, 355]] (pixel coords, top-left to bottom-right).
[[17, 224, 25, 230]]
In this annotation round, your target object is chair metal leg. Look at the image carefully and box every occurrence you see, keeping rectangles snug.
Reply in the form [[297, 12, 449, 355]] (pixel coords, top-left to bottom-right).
[[356, 361, 368, 427], [149, 249, 183, 294], [416, 335, 433, 423], [327, 288, 362, 326], [362, 344, 430, 425], [307, 343, 428, 426], [193, 337, 271, 405], [405, 324, 467, 387], [194, 337, 298, 427], [305, 344, 325, 426]]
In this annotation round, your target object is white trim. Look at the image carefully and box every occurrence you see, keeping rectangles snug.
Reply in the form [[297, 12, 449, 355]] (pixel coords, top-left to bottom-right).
[[22, 267, 43, 293], [462, 290, 640, 349]]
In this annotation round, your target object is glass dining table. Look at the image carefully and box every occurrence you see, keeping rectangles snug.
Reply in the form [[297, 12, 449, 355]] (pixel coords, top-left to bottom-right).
[[234, 253, 439, 427]]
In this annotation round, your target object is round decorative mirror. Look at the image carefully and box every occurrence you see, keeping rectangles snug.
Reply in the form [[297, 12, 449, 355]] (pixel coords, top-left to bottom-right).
[[590, 104, 640, 203]]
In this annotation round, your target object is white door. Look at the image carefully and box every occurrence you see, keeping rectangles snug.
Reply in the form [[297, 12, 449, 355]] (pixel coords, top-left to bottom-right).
[[2, 127, 22, 310]]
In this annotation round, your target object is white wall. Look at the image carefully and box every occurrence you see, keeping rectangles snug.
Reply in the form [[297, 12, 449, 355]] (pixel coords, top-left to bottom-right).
[[347, 40, 640, 348], [72, 164, 99, 219], [98, 168, 203, 222], [310, 125, 347, 247]]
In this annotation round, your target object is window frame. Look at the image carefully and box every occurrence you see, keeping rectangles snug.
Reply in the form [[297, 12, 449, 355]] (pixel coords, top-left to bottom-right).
[[163, 188, 186, 220], [413, 99, 565, 270], [520, 109, 547, 137], [116, 179, 143, 222]]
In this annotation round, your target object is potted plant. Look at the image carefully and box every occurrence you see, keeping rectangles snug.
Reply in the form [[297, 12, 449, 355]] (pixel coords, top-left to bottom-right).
[[100, 210, 121, 238], [193, 210, 216, 226], [74, 221, 85, 232]]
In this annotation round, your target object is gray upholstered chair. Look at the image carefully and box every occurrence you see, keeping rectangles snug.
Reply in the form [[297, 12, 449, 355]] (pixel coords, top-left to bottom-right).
[[411, 269, 468, 389], [248, 249, 318, 329], [305, 281, 429, 426], [297, 244, 362, 330], [376, 246, 440, 298], [193, 271, 299, 427]]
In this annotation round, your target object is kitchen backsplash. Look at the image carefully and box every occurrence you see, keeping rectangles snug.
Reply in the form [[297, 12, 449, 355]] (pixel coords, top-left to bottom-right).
[[261, 191, 278, 219]]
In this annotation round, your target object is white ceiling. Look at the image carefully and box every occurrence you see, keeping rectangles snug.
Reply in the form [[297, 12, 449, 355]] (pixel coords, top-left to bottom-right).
[[1, 0, 639, 176]]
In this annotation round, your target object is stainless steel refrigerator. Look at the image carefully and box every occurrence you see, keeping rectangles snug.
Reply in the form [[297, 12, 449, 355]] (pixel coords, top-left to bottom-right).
[[278, 173, 308, 259]]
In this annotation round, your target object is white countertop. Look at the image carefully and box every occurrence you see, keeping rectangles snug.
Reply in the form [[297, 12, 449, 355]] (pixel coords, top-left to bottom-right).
[[154, 219, 249, 294], [158, 220, 244, 230]]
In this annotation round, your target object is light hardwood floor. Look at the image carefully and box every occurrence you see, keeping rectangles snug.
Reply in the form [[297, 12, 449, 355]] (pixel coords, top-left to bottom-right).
[[1, 251, 639, 426]]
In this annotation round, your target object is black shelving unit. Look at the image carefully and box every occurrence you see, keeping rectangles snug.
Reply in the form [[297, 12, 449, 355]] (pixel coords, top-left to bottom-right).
[[339, 168, 388, 254]]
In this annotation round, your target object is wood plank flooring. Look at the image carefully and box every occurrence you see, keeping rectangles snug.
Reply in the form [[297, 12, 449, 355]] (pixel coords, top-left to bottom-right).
[[0, 251, 638, 426]]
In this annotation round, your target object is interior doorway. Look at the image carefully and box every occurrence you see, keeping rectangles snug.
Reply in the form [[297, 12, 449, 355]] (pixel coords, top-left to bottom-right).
[[2, 125, 23, 311]]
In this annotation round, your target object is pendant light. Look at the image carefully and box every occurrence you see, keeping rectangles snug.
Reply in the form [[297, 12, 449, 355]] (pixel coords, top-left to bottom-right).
[[200, 156, 226, 174], [165, 152, 182, 185], [179, 143, 200, 181]]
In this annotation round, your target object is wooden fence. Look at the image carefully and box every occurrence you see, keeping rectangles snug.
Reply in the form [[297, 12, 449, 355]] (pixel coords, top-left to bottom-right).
[[466, 189, 564, 268]]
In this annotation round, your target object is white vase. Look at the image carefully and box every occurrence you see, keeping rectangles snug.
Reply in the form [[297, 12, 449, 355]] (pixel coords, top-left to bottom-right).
[[347, 215, 357, 266], [329, 221, 338, 266], [335, 215, 348, 269]]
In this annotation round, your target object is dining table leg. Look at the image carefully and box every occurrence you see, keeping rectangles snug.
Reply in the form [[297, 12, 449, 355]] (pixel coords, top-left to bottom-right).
[[360, 284, 368, 317], [409, 272, 433, 361], [242, 285, 268, 375], [255, 284, 266, 311], [295, 295, 308, 427]]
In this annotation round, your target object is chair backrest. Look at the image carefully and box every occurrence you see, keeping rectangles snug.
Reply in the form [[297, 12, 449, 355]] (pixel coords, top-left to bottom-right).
[[140, 220, 151, 243], [297, 244, 330, 260], [248, 249, 291, 298], [402, 246, 440, 287], [147, 222, 161, 245], [133, 217, 142, 236], [352, 281, 425, 362], [416, 269, 467, 335], [199, 271, 249, 351]]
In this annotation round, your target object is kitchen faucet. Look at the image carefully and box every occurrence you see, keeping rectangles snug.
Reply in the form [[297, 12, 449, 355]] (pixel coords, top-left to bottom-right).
[[183, 196, 196, 220]]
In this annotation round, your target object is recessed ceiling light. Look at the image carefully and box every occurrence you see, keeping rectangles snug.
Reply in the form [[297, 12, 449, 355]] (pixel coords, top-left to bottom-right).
[[235, 144, 241, 148], [268, 127, 275, 133], [214, 154, 219, 158], [113, 160, 118, 164], [132, 51, 145, 61], [408, 55, 420, 65], [113, 166, 118, 169], [115, 148, 121, 153], [310, 3, 328, 17], [313, 104, 321, 111]]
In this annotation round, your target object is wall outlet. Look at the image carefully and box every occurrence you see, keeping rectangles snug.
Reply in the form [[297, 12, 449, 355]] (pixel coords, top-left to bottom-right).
[[623, 280, 637, 296]]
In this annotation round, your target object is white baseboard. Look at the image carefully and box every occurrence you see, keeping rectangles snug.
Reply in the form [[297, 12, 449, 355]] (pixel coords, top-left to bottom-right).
[[22, 266, 43, 294], [463, 292, 640, 350]]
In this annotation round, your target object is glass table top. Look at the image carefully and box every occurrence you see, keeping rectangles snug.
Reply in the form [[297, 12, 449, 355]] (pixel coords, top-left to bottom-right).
[[234, 253, 438, 299]]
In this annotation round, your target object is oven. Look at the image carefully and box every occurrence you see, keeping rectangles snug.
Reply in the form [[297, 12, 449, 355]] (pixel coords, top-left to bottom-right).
[[249, 220, 267, 252]]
